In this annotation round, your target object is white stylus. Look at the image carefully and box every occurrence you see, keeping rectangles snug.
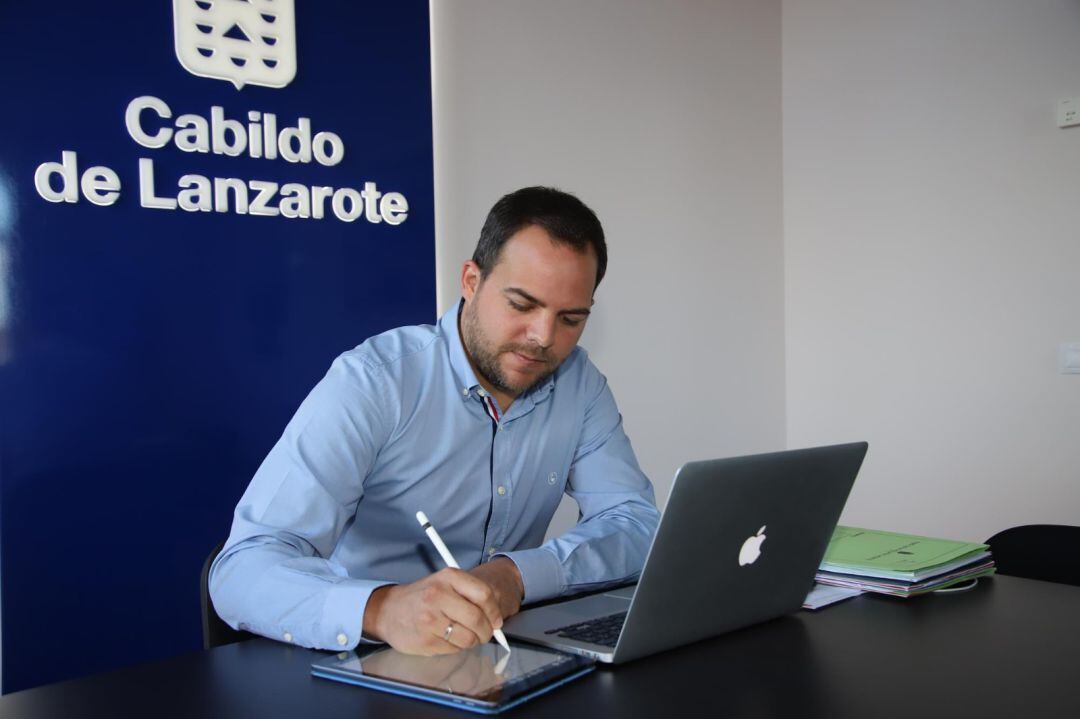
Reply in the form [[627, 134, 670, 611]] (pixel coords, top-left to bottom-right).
[[416, 511, 512, 654]]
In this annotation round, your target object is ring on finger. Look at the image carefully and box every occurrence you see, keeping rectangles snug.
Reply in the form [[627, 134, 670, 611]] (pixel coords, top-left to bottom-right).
[[443, 623, 454, 642]]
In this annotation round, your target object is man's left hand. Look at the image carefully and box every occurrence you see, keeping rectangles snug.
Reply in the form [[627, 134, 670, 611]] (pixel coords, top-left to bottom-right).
[[469, 557, 524, 619]]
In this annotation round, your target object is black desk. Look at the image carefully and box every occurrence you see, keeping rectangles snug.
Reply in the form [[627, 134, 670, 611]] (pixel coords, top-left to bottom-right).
[[3, 576, 1078, 718]]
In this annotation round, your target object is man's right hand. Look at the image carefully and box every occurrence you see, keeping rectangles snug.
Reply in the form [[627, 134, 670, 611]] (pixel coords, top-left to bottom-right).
[[362, 568, 504, 655]]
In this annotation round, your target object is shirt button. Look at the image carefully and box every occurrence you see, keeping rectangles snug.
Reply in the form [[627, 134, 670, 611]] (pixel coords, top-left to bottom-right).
[[337, 633, 348, 646], [549, 473, 557, 485], [462, 388, 469, 396], [283, 632, 293, 643], [497, 485, 507, 496], [488, 547, 496, 556], [478, 388, 487, 397]]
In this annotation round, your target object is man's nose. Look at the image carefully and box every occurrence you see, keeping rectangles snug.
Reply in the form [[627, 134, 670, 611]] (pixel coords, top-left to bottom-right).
[[526, 314, 556, 349]]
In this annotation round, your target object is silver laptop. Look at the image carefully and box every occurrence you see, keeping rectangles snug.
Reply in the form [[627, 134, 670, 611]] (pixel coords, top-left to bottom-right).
[[503, 442, 868, 663]]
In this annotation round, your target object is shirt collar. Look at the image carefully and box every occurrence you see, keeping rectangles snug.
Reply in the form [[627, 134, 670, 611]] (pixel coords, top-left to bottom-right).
[[439, 301, 482, 402], [439, 300, 557, 407]]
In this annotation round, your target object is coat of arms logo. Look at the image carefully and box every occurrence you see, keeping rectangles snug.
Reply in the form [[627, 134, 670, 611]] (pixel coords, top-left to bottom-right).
[[173, 0, 297, 90]]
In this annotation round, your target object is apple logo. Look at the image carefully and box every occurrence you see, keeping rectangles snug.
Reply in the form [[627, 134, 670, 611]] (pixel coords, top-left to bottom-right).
[[739, 525, 767, 566]]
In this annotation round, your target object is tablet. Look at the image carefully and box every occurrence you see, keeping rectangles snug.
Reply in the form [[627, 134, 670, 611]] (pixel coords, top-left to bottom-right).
[[311, 642, 595, 714]]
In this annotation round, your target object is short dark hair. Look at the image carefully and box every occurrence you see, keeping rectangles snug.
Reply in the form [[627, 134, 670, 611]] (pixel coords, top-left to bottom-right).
[[472, 187, 607, 289]]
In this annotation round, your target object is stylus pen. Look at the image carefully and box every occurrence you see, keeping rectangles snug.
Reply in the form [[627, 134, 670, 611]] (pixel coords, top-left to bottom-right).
[[415, 511, 512, 653]]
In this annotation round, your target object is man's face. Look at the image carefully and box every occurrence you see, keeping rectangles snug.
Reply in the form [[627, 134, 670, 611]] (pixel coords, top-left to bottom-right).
[[460, 225, 597, 401]]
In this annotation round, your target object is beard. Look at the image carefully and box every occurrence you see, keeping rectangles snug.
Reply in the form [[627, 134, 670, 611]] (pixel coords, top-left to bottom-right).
[[460, 301, 560, 398]]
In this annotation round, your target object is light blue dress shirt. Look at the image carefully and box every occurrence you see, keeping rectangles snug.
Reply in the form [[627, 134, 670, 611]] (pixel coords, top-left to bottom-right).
[[209, 302, 660, 651]]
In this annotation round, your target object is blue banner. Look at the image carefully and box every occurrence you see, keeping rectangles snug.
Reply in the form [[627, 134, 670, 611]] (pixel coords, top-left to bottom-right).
[[0, 1, 434, 692]]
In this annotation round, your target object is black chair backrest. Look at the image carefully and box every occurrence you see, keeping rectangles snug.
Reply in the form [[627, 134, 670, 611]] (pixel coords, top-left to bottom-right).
[[200, 540, 256, 649], [986, 524, 1080, 587]]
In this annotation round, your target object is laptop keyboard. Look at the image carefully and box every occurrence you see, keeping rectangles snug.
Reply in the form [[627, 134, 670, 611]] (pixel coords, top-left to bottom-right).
[[545, 611, 628, 647]]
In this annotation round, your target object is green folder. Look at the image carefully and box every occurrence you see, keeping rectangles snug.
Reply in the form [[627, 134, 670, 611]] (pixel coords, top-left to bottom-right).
[[820, 526, 989, 581]]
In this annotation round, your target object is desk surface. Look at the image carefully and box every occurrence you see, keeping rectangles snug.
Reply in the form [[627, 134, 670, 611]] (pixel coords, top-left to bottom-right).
[[3, 575, 1078, 718]]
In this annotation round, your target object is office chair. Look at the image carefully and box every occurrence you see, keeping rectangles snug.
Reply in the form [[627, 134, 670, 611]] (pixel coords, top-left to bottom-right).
[[200, 540, 256, 649], [985, 524, 1080, 587]]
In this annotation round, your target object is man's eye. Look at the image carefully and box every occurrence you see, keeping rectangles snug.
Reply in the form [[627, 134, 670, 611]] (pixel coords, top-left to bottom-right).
[[562, 317, 584, 328], [508, 301, 529, 312]]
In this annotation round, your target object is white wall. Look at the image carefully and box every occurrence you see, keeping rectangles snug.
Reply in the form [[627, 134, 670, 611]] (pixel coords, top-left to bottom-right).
[[432, 0, 786, 533], [433, 0, 1079, 546], [783, 0, 1080, 541]]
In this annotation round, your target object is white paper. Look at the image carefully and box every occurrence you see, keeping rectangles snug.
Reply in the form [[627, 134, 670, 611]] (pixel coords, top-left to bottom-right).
[[802, 582, 863, 610]]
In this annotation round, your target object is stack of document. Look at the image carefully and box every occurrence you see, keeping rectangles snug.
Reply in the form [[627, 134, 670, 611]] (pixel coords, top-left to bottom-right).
[[815, 526, 995, 598]]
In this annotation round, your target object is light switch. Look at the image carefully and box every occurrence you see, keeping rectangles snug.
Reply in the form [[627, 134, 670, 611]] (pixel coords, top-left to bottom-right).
[[1060, 343, 1080, 374], [1058, 98, 1080, 128]]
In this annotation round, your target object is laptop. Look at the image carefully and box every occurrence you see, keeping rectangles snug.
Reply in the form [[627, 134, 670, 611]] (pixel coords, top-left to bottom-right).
[[503, 442, 868, 663]]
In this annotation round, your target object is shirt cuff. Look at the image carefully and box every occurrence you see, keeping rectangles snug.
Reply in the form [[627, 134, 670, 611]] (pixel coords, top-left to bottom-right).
[[320, 579, 395, 650], [495, 547, 564, 605]]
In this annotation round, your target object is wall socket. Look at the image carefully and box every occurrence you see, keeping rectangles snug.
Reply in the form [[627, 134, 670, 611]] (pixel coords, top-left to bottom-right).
[[1058, 98, 1080, 128]]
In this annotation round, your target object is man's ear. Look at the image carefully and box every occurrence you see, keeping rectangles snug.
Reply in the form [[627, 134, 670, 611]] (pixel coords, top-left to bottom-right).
[[461, 261, 482, 302]]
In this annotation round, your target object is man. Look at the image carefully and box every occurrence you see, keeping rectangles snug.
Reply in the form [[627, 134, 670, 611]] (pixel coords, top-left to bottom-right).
[[210, 187, 660, 656]]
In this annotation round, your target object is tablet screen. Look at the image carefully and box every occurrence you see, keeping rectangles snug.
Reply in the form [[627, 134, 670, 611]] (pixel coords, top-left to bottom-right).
[[327, 643, 586, 703]]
